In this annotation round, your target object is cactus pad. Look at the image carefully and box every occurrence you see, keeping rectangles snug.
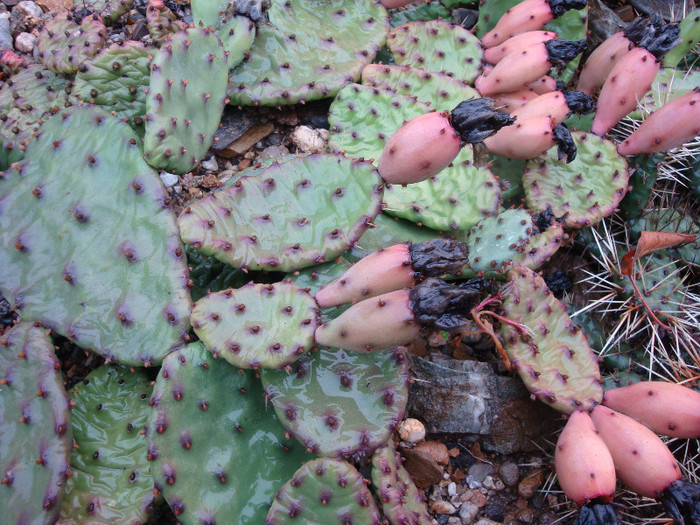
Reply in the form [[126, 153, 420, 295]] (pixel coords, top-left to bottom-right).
[[37, 12, 108, 74], [664, 8, 700, 68], [178, 154, 383, 272], [73, 41, 152, 127], [261, 347, 409, 457], [370, 442, 433, 525], [191, 282, 319, 369], [349, 213, 442, 261], [147, 342, 314, 524], [0, 323, 72, 525], [146, 0, 186, 42], [499, 266, 604, 413], [266, 458, 381, 525], [523, 132, 629, 229], [387, 20, 484, 83], [0, 106, 191, 366], [228, 0, 389, 106], [59, 365, 154, 525], [143, 26, 230, 174], [467, 209, 534, 275]]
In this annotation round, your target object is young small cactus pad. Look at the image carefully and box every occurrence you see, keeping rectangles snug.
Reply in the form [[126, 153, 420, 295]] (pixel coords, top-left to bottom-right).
[[37, 11, 108, 74], [261, 347, 409, 457], [370, 441, 433, 525], [191, 282, 319, 369], [523, 132, 629, 229], [499, 266, 604, 413], [0, 323, 72, 525], [227, 0, 389, 106], [147, 342, 315, 524], [387, 20, 484, 84], [59, 365, 154, 525], [0, 106, 191, 366], [143, 26, 230, 174], [178, 154, 384, 272], [266, 458, 382, 525]]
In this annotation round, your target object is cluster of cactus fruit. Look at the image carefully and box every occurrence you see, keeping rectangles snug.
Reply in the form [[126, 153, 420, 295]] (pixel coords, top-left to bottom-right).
[[1, 0, 700, 524]]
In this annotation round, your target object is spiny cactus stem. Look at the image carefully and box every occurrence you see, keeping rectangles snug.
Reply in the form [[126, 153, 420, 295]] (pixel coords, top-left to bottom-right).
[[625, 275, 671, 331]]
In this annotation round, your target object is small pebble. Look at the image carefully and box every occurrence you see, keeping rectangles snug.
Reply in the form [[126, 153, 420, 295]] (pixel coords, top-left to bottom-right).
[[459, 501, 479, 524], [159, 171, 179, 188], [518, 470, 545, 499], [13, 30, 35, 52], [0, 13, 13, 49], [498, 462, 519, 488], [430, 500, 457, 515], [258, 144, 290, 160], [467, 463, 494, 483], [200, 157, 218, 172], [398, 417, 426, 443], [447, 481, 457, 497], [447, 517, 461, 525], [291, 125, 328, 154]]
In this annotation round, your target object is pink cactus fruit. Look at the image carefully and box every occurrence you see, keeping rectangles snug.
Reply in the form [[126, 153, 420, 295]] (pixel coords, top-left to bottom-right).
[[377, 111, 462, 184], [526, 75, 557, 95], [617, 89, 700, 155], [492, 88, 541, 113], [590, 405, 682, 498], [315, 244, 415, 308], [314, 289, 420, 352], [484, 30, 558, 64], [481, 0, 558, 48], [484, 116, 578, 161], [381, 0, 414, 7], [576, 31, 632, 96], [555, 411, 616, 505], [511, 90, 594, 126], [602, 380, 700, 439]]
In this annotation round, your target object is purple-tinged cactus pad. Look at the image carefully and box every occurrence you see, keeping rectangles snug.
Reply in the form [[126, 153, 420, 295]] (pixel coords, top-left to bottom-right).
[[266, 458, 382, 525], [523, 132, 629, 229], [37, 12, 108, 74], [178, 154, 384, 272], [191, 282, 319, 369], [370, 442, 433, 525], [261, 347, 409, 457], [0, 323, 72, 525], [499, 266, 603, 413], [59, 365, 154, 525], [0, 106, 191, 366], [147, 342, 314, 524]]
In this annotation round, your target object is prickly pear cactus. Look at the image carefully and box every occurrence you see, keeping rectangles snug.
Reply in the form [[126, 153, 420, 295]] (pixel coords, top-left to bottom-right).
[[146, 0, 186, 43], [89, 0, 135, 24], [191, 282, 319, 369], [191, 0, 256, 66], [266, 458, 382, 525], [371, 441, 433, 525], [37, 11, 108, 74], [147, 342, 314, 524], [143, 26, 230, 174], [59, 365, 154, 525], [663, 8, 700, 68], [72, 41, 152, 127], [0, 106, 191, 366], [523, 132, 629, 229], [0, 323, 72, 525], [178, 154, 384, 272], [228, 0, 389, 106], [387, 20, 484, 84], [499, 266, 604, 413], [630, 67, 700, 119], [348, 213, 442, 261], [261, 347, 409, 457], [467, 209, 534, 275]]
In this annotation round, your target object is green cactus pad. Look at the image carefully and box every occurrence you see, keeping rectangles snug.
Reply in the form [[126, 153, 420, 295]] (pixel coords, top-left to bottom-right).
[[390, 2, 451, 27], [361, 64, 480, 109], [488, 154, 526, 206], [59, 365, 154, 525], [523, 132, 629, 229], [266, 458, 382, 525], [143, 26, 230, 174], [228, 0, 389, 106], [0, 323, 72, 524], [191, 0, 256, 67], [186, 246, 248, 302], [0, 106, 191, 366], [467, 209, 534, 275], [664, 8, 700, 68], [371, 442, 433, 525], [73, 40, 152, 127], [617, 154, 662, 221], [90, 0, 135, 24], [37, 12, 108, 74], [191, 282, 319, 369], [387, 20, 483, 84], [511, 222, 566, 272], [499, 266, 604, 413], [178, 154, 383, 272], [147, 342, 315, 524], [145, 0, 186, 43], [261, 347, 409, 457]]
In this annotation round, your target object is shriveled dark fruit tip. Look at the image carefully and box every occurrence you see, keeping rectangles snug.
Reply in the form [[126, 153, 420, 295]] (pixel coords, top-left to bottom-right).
[[553, 124, 577, 163], [572, 501, 620, 525], [450, 98, 515, 144], [544, 39, 588, 71], [623, 15, 662, 46], [661, 479, 700, 525], [562, 90, 596, 115], [410, 278, 490, 331], [409, 238, 469, 277], [546, 0, 587, 18], [638, 22, 680, 60]]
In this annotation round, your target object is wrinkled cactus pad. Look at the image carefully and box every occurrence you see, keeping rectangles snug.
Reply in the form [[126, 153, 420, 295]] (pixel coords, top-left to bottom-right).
[[178, 154, 384, 272], [261, 347, 409, 457], [228, 0, 389, 105], [191, 282, 319, 369], [0, 106, 191, 366], [499, 266, 604, 413], [37, 11, 108, 74], [266, 458, 381, 525], [59, 365, 154, 525], [0, 323, 72, 525], [467, 209, 534, 275], [147, 342, 314, 524], [523, 132, 628, 229], [371, 442, 433, 525]]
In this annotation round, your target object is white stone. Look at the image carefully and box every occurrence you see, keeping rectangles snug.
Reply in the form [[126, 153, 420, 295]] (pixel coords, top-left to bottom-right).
[[14, 1, 43, 19], [447, 482, 457, 497], [159, 171, 179, 188], [14, 31, 36, 53], [430, 499, 456, 515], [291, 125, 328, 154], [458, 501, 479, 524], [200, 157, 218, 171], [397, 418, 426, 443]]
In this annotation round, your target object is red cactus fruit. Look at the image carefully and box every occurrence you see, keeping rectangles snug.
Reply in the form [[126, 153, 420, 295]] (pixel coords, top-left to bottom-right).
[[484, 30, 558, 64]]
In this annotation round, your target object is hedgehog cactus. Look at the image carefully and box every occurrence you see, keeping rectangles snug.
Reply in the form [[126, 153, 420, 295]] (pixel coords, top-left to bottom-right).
[[143, 26, 230, 174], [37, 11, 108, 74], [0, 323, 72, 525]]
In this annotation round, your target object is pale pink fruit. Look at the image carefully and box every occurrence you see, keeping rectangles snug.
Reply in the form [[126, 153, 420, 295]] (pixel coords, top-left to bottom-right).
[[381, 0, 414, 7], [512, 91, 571, 126], [484, 30, 557, 64], [483, 115, 556, 159], [576, 32, 632, 96], [481, 0, 555, 48], [476, 42, 552, 96]]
